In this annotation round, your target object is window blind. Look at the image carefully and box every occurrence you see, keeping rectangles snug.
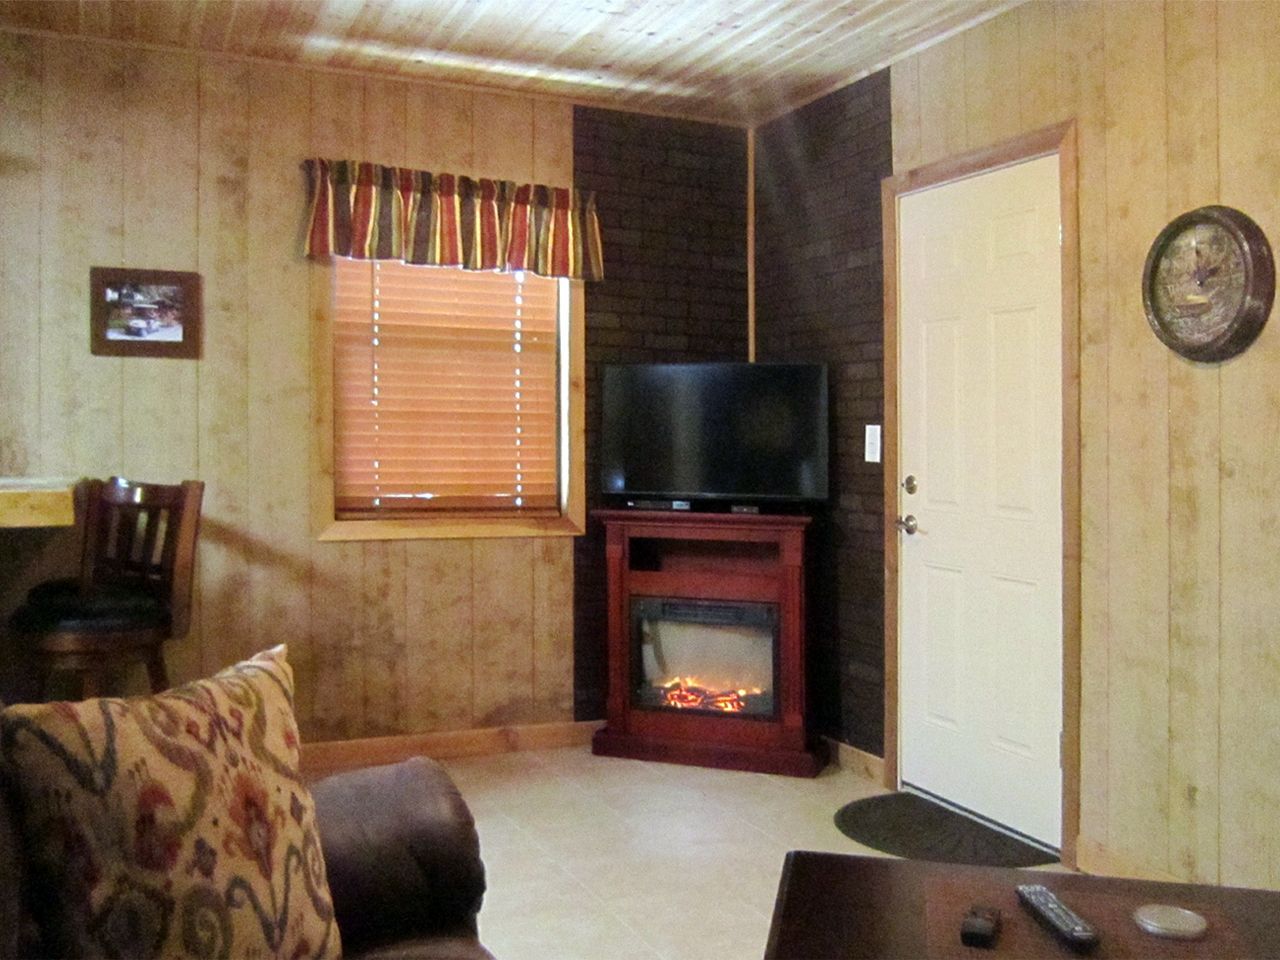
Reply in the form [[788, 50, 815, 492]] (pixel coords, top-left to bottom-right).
[[333, 259, 561, 517]]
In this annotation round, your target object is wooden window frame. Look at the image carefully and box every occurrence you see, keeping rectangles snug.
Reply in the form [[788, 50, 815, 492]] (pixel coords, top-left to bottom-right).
[[312, 263, 585, 542]]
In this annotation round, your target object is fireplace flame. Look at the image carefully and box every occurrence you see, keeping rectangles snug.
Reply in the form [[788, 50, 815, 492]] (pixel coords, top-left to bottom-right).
[[658, 677, 763, 712]]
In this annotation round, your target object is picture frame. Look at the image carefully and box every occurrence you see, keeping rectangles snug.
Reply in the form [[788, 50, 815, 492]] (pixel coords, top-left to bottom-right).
[[90, 267, 202, 359]]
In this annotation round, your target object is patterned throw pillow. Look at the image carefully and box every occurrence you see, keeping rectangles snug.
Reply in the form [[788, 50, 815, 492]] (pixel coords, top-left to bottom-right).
[[0, 645, 340, 959]]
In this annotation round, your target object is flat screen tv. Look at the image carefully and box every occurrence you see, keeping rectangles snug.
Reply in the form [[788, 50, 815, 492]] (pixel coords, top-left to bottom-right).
[[601, 362, 829, 508]]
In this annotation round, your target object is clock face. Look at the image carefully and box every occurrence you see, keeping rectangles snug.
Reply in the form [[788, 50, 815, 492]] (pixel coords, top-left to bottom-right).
[[1150, 221, 1248, 351], [1143, 206, 1275, 362]]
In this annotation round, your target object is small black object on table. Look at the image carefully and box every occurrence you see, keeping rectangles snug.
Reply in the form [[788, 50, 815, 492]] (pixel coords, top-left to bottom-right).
[[960, 904, 1001, 948]]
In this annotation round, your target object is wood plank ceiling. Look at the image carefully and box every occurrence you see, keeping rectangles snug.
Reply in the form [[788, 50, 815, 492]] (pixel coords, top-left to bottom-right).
[[0, 0, 1024, 124]]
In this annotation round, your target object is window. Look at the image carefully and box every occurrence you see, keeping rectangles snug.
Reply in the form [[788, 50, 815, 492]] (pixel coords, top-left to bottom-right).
[[323, 258, 583, 539]]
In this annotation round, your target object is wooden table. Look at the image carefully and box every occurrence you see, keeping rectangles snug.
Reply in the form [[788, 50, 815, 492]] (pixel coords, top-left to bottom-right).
[[0, 477, 76, 528], [765, 852, 1280, 959]]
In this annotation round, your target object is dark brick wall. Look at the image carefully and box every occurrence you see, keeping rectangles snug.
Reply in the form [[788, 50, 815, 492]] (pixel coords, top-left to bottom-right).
[[754, 70, 892, 754], [572, 107, 749, 719]]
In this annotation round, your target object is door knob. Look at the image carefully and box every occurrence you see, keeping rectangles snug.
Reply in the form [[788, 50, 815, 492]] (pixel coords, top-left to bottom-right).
[[896, 515, 918, 535]]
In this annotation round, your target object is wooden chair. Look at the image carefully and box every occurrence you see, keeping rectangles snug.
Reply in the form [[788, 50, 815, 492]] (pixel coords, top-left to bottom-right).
[[9, 476, 204, 699]]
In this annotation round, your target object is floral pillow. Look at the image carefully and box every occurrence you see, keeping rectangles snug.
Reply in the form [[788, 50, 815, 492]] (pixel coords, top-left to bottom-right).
[[0, 645, 340, 959]]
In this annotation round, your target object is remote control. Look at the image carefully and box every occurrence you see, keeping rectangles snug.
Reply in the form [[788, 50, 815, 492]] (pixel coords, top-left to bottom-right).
[[1016, 884, 1100, 952]]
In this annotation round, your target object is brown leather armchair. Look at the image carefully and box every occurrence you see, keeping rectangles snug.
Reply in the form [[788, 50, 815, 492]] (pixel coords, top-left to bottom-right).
[[312, 757, 494, 960], [0, 756, 493, 960]]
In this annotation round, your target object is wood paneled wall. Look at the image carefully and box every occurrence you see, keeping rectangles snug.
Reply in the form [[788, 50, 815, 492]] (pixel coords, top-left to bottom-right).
[[0, 30, 575, 741], [891, 0, 1280, 890]]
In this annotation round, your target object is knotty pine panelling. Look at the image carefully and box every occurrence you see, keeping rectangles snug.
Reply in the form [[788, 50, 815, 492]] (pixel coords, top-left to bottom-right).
[[890, 0, 1280, 890], [0, 30, 575, 741], [0, 0, 1022, 125]]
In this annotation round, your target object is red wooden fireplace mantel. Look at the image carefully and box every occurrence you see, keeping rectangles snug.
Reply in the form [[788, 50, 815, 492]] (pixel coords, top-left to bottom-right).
[[592, 509, 828, 777]]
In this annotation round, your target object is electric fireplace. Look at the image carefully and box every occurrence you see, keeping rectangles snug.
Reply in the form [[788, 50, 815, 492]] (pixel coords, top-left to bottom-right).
[[593, 510, 826, 776]]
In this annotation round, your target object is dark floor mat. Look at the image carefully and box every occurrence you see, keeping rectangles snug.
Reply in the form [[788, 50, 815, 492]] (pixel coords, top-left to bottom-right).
[[833, 792, 1056, 868]]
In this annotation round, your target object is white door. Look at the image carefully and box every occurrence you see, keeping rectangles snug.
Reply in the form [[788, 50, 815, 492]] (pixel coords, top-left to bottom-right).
[[896, 154, 1062, 847]]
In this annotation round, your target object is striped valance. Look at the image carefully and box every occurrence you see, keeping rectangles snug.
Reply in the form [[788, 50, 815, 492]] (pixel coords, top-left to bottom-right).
[[303, 158, 603, 281]]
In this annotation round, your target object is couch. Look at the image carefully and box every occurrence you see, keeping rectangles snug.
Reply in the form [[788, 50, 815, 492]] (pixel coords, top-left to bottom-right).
[[0, 755, 494, 960]]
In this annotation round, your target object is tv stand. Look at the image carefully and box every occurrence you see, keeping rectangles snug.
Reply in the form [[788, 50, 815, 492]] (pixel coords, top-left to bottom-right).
[[592, 509, 827, 776]]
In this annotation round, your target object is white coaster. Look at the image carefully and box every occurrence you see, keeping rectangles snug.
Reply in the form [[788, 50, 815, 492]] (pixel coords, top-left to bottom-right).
[[1133, 903, 1208, 940]]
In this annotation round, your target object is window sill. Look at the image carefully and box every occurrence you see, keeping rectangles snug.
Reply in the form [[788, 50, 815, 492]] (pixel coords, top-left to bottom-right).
[[316, 511, 585, 542]]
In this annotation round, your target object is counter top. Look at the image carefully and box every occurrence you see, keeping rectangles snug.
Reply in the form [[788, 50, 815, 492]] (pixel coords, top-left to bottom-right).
[[0, 477, 77, 528]]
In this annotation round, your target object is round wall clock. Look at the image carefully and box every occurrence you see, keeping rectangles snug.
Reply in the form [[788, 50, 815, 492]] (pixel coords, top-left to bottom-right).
[[1142, 205, 1275, 362]]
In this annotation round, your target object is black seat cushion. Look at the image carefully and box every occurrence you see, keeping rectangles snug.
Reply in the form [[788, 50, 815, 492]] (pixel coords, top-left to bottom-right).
[[24, 577, 79, 605], [9, 582, 167, 635]]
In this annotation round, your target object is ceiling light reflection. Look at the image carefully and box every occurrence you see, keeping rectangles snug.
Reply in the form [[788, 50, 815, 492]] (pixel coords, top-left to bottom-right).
[[303, 34, 700, 99]]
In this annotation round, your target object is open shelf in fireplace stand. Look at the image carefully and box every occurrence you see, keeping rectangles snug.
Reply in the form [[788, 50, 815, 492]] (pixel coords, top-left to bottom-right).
[[593, 509, 828, 777]]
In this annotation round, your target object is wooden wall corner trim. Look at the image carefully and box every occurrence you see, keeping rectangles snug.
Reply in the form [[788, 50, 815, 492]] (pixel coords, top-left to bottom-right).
[[747, 126, 756, 362], [825, 737, 885, 783], [880, 172, 901, 793]]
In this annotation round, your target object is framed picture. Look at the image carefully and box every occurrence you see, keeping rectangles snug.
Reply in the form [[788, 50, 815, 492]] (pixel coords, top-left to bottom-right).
[[90, 267, 202, 359]]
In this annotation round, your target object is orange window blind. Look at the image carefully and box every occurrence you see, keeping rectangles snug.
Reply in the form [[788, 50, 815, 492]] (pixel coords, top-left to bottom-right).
[[333, 259, 561, 517]]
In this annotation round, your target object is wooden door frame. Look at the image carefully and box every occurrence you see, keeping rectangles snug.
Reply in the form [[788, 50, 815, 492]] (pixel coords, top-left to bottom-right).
[[881, 120, 1081, 867]]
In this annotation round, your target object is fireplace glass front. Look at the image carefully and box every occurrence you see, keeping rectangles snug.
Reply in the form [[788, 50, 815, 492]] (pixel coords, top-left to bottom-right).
[[631, 597, 777, 718]]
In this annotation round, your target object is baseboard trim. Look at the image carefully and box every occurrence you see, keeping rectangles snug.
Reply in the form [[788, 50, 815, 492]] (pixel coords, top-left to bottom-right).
[[1075, 836, 1180, 882], [301, 719, 605, 778], [305, 725, 891, 783], [824, 737, 885, 783]]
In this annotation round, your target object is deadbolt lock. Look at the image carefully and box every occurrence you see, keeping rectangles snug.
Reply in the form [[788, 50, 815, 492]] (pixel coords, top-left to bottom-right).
[[902, 475, 918, 495]]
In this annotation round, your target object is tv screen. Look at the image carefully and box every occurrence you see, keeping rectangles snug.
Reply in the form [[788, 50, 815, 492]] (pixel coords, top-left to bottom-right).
[[601, 362, 829, 506]]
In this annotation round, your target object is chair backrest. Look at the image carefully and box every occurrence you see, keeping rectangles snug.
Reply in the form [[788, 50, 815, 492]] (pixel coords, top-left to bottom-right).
[[76, 477, 205, 637]]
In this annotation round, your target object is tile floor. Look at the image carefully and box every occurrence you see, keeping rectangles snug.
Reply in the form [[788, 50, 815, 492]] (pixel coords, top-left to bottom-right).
[[442, 746, 891, 960]]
